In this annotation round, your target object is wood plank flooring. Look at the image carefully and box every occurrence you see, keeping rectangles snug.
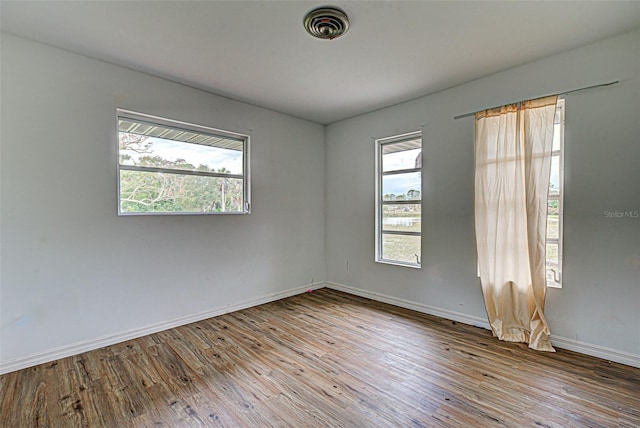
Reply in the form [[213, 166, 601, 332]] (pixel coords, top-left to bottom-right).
[[1, 288, 639, 427]]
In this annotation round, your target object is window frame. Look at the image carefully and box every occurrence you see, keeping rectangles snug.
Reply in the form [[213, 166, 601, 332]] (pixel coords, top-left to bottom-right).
[[116, 109, 250, 216], [546, 99, 565, 287], [375, 131, 423, 268]]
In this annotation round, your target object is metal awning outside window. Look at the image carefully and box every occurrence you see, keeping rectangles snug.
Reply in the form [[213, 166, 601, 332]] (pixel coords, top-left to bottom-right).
[[118, 116, 244, 152]]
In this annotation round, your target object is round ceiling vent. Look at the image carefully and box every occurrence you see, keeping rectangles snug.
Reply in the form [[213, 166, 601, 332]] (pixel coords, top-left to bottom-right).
[[304, 6, 350, 40]]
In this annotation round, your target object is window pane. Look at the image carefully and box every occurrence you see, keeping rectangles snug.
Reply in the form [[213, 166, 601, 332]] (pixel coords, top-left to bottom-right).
[[382, 138, 421, 154], [546, 242, 560, 284], [553, 122, 561, 151], [547, 101, 563, 286], [382, 234, 421, 265], [119, 133, 243, 175], [383, 148, 421, 172], [547, 214, 559, 239], [382, 204, 421, 233], [549, 155, 560, 195], [120, 170, 243, 214], [382, 172, 421, 201], [377, 133, 422, 267]]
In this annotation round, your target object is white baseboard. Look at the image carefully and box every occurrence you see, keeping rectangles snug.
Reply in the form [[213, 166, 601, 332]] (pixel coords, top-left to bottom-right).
[[325, 281, 491, 329], [549, 335, 640, 368], [0, 282, 325, 375], [4, 281, 637, 374], [325, 281, 640, 369]]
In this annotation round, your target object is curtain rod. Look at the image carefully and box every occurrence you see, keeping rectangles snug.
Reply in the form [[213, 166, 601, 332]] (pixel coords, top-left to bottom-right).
[[453, 80, 619, 120]]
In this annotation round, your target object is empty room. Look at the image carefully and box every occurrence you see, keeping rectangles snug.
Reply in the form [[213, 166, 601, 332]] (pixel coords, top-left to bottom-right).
[[1, 1, 639, 426]]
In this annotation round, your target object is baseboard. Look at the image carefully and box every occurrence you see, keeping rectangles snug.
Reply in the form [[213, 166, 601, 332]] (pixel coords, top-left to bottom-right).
[[549, 335, 640, 368], [0, 282, 325, 375], [4, 281, 637, 374], [325, 282, 491, 329], [325, 281, 640, 369]]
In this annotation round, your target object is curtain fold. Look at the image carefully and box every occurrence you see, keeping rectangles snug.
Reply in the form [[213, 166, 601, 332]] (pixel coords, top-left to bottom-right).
[[475, 95, 558, 352]]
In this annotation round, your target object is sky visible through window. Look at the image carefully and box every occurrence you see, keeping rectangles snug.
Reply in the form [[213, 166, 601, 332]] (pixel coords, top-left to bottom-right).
[[383, 173, 422, 197], [549, 122, 561, 193], [120, 137, 243, 174], [382, 148, 421, 196]]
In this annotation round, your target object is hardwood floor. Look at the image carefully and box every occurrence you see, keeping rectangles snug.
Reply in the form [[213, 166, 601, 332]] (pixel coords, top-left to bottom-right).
[[1, 288, 639, 427]]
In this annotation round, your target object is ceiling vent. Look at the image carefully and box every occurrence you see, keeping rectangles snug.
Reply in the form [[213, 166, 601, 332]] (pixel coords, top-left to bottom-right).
[[304, 7, 350, 40]]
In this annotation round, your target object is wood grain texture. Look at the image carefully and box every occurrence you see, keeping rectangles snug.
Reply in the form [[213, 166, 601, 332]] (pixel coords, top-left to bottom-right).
[[1, 289, 638, 427]]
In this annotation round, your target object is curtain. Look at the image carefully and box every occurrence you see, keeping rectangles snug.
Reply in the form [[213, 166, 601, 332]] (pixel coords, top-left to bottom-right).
[[475, 95, 558, 352]]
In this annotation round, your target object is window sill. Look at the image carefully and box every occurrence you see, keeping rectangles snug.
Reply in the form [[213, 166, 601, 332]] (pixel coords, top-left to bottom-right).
[[376, 259, 421, 269], [118, 210, 250, 216]]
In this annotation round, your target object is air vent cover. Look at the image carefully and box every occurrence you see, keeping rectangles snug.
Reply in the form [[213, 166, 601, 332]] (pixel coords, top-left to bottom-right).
[[304, 7, 350, 40]]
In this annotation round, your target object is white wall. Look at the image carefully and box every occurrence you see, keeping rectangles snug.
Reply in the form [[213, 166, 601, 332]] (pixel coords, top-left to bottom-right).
[[326, 30, 640, 364], [0, 34, 326, 369]]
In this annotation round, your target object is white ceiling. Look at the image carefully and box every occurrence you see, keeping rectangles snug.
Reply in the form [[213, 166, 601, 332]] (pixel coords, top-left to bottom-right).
[[2, 1, 639, 124]]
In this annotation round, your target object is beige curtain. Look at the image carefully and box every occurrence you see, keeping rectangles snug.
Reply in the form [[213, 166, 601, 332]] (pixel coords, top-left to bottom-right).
[[475, 95, 558, 352]]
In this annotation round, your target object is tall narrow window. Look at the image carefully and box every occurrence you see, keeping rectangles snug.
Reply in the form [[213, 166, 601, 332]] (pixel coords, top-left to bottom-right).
[[546, 99, 564, 287], [117, 110, 250, 215], [376, 132, 422, 267]]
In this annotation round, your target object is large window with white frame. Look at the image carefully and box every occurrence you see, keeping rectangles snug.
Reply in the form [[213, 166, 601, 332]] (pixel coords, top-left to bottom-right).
[[546, 99, 565, 287], [117, 109, 250, 215], [376, 132, 422, 267]]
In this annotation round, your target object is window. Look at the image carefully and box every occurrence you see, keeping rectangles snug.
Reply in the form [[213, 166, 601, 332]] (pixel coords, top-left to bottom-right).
[[376, 132, 422, 267], [117, 110, 250, 215], [546, 99, 564, 287]]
